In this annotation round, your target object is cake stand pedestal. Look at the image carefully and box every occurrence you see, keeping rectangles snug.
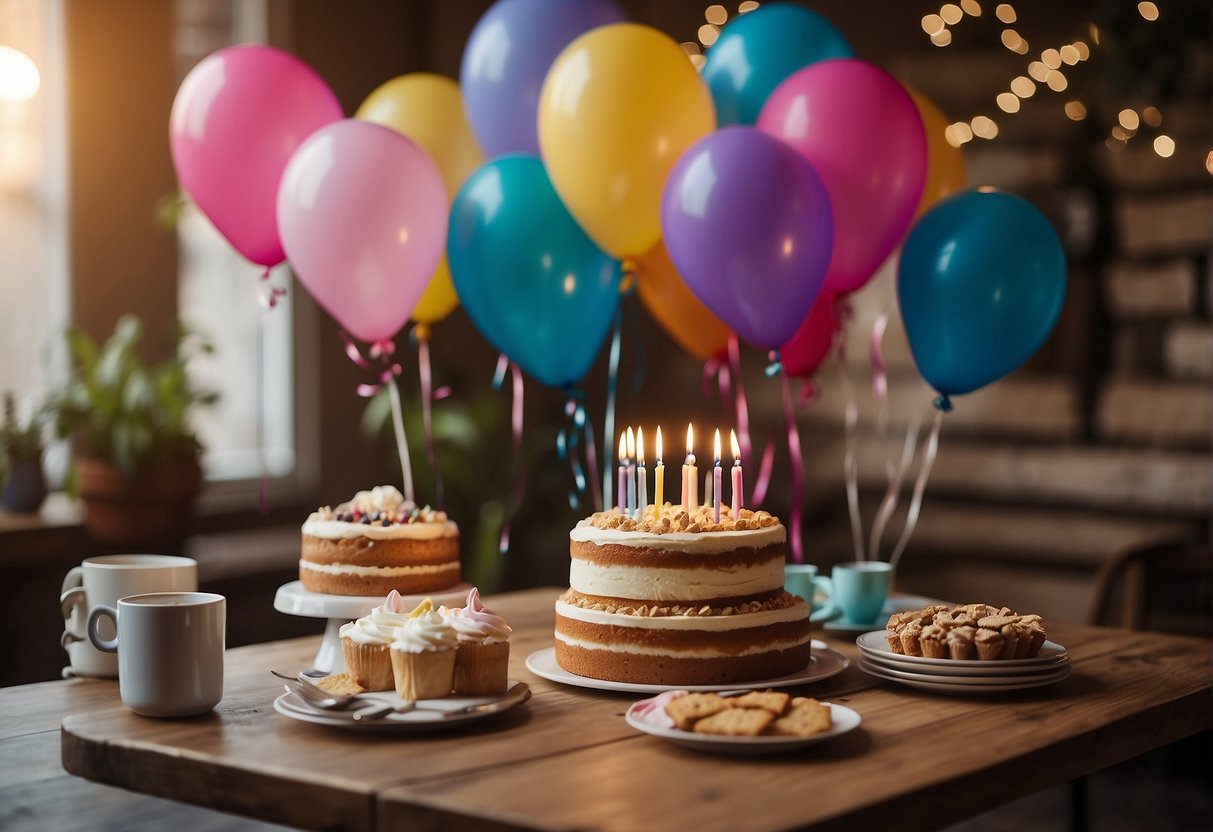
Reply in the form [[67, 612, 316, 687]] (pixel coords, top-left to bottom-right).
[[272, 581, 473, 674]]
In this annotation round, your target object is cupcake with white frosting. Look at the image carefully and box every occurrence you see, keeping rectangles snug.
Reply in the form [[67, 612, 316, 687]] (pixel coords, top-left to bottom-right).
[[390, 598, 458, 700], [338, 589, 411, 690], [444, 588, 513, 695]]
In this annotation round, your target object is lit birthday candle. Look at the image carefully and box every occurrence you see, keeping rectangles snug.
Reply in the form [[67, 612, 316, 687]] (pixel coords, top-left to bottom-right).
[[616, 432, 627, 514], [653, 427, 664, 523], [730, 429, 743, 518], [682, 423, 697, 514], [635, 427, 647, 521], [713, 429, 722, 524], [626, 427, 637, 517]]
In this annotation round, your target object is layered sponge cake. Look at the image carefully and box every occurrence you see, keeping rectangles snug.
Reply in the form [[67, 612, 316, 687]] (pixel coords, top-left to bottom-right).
[[554, 505, 812, 685]]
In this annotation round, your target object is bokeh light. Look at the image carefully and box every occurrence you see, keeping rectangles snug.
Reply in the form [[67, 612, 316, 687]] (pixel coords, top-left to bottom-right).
[[922, 14, 945, 35], [1059, 45, 1080, 65], [1028, 61, 1049, 82], [1153, 135, 1175, 157], [931, 29, 953, 47], [971, 115, 998, 139], [997, 93, 1020, 113], [1045, 70, 1068, 92], [1138, 2, 1159, 22], [1118, 109, 1140, 131], [698, 24, 719, 46], [1011, 76, 1036, 97], [940, 4, 963, 25], [961, 0, 982, 15], [706, 5, 728, 25], [1143, 106, 1162, 127], [1064, 100, 1088, 121], [995, 3, 1016, 24], [0, 46, 40, 102]]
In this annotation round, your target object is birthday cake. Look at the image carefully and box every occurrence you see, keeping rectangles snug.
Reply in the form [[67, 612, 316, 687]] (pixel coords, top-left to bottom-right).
[[554, 504, 812, 686], [299, 486, 460, 596]]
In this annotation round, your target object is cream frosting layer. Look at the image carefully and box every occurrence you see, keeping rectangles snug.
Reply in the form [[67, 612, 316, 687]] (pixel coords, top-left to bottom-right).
[[555, 632, 811, 658], [392, 608, 458, 654], [302, 517, 458, 540], [339, 606, 411, 645], [555, 599, 806, 631], [568, 560, 783, 602], [569, 521, 784, 553], [300, 561, 459, 576], [442, 588, 511, 645]]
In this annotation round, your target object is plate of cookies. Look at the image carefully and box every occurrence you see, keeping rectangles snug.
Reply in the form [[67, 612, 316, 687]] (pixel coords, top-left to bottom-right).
[[625, 689, 861, 754]]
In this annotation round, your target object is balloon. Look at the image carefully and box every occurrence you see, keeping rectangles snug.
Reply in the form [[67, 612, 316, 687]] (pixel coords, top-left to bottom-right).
[[757, 59, 926, 295], [448, 156, 622, 388], [538, 23, 716, 259], [780, 292, 842, 378], [661, 126, 833, 350], [907, 87, 967, 218], [170, 45, 342, 267], [634, 243, 731, 362], [277, 120, 448, 344], [356, 73, 484, 326], [461, 0, 626, 158], [897, 189, 1067, 398], [702, 3, 852, 126]]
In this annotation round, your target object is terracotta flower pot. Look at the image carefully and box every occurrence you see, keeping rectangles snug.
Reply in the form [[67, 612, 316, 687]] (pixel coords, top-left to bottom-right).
[[75, 456, 202, 546]]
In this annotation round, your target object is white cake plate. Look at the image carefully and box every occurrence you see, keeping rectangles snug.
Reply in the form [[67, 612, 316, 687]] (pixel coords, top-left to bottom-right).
[[272, 580, 473, 674]]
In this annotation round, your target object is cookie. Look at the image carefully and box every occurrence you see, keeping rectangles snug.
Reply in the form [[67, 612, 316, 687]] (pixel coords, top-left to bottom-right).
[[665, 692, 730, 730], [692, 707, 775, 737], [315, 672, 365, 696], [770, 699, 832, 738], [730, 690, 790, 715]]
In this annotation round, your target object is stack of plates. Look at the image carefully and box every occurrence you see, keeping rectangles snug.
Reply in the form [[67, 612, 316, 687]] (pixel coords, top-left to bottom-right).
[[856, 631, 1072, 694]]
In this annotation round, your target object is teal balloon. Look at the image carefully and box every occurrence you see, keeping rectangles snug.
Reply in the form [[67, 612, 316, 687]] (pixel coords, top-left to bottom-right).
[[448, 155, 621, 389], [897, 189, 1067, 398], [703, 3, 852, 126]]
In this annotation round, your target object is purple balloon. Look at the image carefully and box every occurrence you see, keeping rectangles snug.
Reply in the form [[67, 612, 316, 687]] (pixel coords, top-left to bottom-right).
[[661, 127, 834, 349], [460, 0, 626, 158]]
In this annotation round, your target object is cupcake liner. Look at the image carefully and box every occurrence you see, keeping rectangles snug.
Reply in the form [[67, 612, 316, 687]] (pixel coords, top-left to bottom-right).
[[391, 647, 456, 700], [341, 638, 394, 691], [453, 641, 510, 696]]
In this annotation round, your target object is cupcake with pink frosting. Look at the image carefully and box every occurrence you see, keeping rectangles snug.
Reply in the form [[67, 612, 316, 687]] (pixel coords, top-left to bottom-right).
[[443, 588, 513, 695], [339, 589, 412, 691]]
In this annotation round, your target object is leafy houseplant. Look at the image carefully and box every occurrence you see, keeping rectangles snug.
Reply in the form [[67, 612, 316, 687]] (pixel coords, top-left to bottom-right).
[[0, 392, 47, 513], [47, 315, 217, 544]]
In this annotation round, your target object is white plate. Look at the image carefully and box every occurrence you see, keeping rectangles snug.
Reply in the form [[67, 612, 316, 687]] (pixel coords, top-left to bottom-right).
[[822, 595, 949, 634], [856, 631, 1069, 668], [272, 680, 530, 732], [625, 698, 861, 755], [859, 648, 1070, 678], [858, 655, 1073, 686], [524, 643, 848, 694], [857, 657, 1072, 694]]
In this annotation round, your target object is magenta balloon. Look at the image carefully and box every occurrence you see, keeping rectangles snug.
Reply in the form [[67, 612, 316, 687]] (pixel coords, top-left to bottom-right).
[[170, 45, 343, 267], [277, 120, 448, 344], [661, 126, 833, 350], [757, 59, 926, 295], [780, 291, 842, 378]]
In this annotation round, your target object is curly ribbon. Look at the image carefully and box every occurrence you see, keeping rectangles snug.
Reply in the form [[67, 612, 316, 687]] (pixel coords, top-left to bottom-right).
[[888, 402, 947, 574], [558, 389, 601, 511], [412, 324, 444, 510], [341, 330, 413, 503], [780, 371, 806, 563], [256, 265, 287, 310], [868, 416, 921, 562], [837, 334, 865, 561], [492, 355, 525, 554], [601, 305, 622, 513]]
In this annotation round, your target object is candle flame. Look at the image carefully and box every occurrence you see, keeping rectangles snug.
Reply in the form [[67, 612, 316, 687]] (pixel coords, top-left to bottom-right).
[[626, 426, 635, 461], [636, 427, 645, 466], [713, 429, 721, 464], [730, 429, 740, 462], [618, 431, 627, 461], [686, 422, 694, 457], [655, 426, 663, 463]]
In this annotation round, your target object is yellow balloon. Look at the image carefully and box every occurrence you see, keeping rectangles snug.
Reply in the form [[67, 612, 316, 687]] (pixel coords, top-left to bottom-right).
[[357, 73, 483, 325], [538, 23, 715, 260], [908, 87, 967, 219]]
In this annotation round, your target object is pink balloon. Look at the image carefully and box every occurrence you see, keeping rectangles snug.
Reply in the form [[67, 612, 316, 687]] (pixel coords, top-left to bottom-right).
[[757, 59, 926, 295], [780, 291, 842, 378], [277, 120, 448, 344], [170, 45, 343, 267]]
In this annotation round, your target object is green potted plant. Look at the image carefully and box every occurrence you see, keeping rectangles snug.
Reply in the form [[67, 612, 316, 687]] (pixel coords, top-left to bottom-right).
[[0, 392, 47, 513], [46, 314, 217, 545]]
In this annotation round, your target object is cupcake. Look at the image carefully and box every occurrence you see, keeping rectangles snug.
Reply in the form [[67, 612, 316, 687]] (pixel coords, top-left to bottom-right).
[[920, 624, 949, 658], [999, 623, 1021, 659], [390, 599, 458, 700], [338, 589, 412, 690], [899, 620, 924, 657], [443, 588, 513, 695], [948, 626, 977, 660], [974, 627, 1005, 660]]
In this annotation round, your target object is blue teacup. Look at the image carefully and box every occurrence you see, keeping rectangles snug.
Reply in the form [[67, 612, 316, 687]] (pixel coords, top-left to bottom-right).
[[784, 564, 838, 621], [831, 561, 893, 626]]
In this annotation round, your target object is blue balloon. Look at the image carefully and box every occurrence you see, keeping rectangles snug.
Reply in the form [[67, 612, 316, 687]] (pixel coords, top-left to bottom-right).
[[897, 189, 1067, 399], [448, 155, 622, 389], [702, 3, 852, 126]]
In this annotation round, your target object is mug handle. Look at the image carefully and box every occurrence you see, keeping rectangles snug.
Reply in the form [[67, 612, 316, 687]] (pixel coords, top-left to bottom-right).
[[87, 605, 119, 653], [810, 576, 841, 622], [62, 565, 83, 594], [60, 586, 87, 647]]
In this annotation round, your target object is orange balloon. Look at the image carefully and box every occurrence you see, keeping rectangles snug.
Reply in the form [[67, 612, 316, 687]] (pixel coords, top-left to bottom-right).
[[908, 87, 967, 218], [635, 242, 731, 361]]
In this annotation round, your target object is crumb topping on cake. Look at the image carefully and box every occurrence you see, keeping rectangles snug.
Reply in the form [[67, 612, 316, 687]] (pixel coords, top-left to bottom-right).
[[582, 503, 779, 534], [559, 588, 802, 618], [313, 485, 448, 528]]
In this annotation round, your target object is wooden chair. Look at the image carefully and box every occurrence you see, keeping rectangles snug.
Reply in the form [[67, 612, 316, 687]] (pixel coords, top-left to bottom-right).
[[1086, 537, 1212, 632]]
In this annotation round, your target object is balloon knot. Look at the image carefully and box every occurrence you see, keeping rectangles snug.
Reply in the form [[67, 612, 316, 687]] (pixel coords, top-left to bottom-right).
[[369, 339, 396, 360], [933, 395, 953, 413], [412, 323, 431, 344], [765, 350, 783, 377], [619, 272, 636, 295]]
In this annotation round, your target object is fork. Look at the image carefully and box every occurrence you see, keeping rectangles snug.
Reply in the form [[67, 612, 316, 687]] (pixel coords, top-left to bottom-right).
[[271, 670, 529, 720]]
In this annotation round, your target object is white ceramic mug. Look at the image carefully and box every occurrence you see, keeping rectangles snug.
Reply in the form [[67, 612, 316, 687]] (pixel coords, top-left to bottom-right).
[[88, 592, 226, 717], [60, 554, 197, 678]]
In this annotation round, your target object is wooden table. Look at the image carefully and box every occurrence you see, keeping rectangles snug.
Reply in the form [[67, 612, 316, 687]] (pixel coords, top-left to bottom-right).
[[37, 588, 1213, 831]]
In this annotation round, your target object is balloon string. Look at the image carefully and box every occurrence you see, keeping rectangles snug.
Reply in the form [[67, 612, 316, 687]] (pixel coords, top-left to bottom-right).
[[780, 372, 806, 564], [726, 333, 756, 501], [256, 265, 286, 310], [888, 407, 945, 574], [415, 328, 443, 510], [255, 301, 270, 515], [493, 357, 525, 555], [701, 358, 721, 401], [386, 376, 415, 505], [558, 392, 596, 509], [602, 304, 623, 513], [868, 417, 921, 562], [837, 335, 866, 561]]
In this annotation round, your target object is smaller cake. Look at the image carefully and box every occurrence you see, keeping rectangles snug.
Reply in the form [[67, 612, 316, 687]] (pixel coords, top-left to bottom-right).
[[338, 589, 411, 691], [390, 599, 458, 700], [920, 624, 948, 658], [443, 588, 512, 696]]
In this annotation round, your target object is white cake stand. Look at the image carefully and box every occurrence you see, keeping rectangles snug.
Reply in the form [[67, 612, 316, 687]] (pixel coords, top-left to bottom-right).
[[272, 580, 474, 674]]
